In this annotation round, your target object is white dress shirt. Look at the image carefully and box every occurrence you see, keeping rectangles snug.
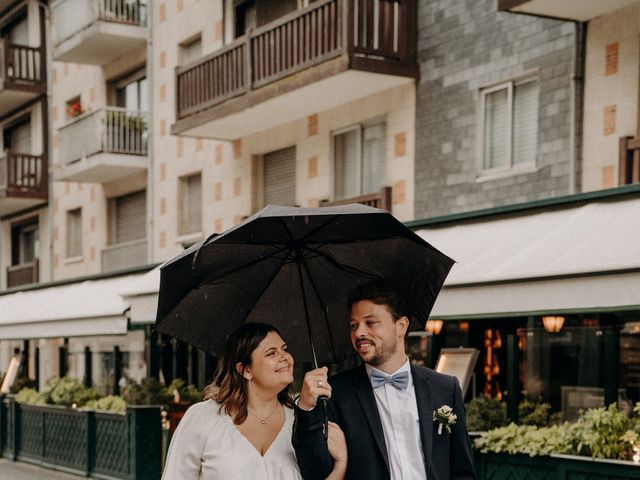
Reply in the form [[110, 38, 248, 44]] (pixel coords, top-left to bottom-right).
[[366, 360, 427, 480]]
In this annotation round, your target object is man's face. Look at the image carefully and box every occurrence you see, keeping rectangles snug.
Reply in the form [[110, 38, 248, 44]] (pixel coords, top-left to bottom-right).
[[349, 300, 407, 368]]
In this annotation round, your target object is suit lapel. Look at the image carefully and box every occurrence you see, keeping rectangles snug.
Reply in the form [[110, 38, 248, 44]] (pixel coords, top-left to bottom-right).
[[353, 366, 390, 471], [412, 366, 433, 471]]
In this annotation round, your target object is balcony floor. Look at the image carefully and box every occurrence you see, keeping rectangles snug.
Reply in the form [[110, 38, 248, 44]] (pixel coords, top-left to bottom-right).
[[0, 193, 46, 216], [55, 152, 147, 183], [172, 58, 414, 140], [0, 86, 42, 117], [54, 21, 146, 65]]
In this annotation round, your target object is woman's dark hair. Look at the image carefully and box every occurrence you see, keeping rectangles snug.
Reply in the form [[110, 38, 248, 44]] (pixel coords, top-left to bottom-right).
[[347, 279, 410, 321], [205, 322, 294, 424]]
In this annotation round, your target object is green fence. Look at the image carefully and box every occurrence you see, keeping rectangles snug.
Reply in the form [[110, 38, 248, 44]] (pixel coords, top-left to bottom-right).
[[0, 396, 162, 480], [474, 452, 640, 479]]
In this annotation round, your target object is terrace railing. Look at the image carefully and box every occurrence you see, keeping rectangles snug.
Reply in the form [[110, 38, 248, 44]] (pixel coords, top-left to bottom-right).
[[53, 0, 147, 45], [0, 151, 47, 198], [176, 0, 416, 119], [6, 260, 38, 289], [1, 40, 44, 89]]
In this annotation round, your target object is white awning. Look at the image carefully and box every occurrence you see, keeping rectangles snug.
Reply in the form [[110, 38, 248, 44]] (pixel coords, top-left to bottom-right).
[[119, 266, 160, 324], [417, 195, 640, 319], [0, 272, 148, 339]]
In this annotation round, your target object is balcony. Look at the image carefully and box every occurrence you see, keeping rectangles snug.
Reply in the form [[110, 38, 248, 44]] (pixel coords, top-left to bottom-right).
[[56, 107, 148, 183], [0, 40, 46, 117], [320, 186, 392, 212], [101, 238, 147, 273], [0, 151, 48, 216], [173, 0, 418, 140], [497, 0, 638, 21], [620, 136, 640, 186], [52, 0, 147, 65], [7, 260, 38, 289]]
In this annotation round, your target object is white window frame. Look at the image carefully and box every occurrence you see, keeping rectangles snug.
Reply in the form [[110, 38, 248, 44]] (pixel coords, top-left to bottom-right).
[[478, 78, 538, 177], [331, 119, 386, 200]]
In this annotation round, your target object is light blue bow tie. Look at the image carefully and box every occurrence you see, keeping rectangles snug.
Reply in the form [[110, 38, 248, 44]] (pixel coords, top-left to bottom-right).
[[370, 370, 409, 390]]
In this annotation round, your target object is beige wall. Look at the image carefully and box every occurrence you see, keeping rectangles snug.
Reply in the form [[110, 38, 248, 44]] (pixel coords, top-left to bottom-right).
[[582, 1, 640, 191]]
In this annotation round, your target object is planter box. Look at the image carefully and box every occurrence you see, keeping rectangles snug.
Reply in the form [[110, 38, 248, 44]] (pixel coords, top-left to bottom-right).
[[0, 395, 162, 480], [474, 451, 640, 479]]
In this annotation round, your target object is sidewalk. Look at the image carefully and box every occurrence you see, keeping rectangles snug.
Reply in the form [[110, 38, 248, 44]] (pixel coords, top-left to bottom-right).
[[0, 459, 85, 479]]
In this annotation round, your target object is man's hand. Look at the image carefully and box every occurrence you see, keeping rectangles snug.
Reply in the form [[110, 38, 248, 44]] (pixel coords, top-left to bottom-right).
[[298, 366, 332, 411]]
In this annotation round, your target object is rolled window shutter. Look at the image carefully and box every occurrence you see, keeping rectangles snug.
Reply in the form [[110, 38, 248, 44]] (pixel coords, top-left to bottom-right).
[[484, 88, 509, 169], [116, 190, 146, 243], [185, 38, 202, 64], [264, 147, 296, 206], [513, 81, 538, 165]]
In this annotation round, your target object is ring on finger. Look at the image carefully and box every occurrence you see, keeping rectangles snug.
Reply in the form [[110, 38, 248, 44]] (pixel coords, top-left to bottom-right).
[[318, 380, 323, 388]]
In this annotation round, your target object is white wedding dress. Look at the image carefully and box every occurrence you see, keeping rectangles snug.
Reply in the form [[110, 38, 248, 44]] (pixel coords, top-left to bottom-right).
[[162, 399, 303, 480]]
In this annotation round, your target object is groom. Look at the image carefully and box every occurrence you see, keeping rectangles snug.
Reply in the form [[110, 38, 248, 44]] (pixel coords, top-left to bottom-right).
[[293, 280, 475, 480]]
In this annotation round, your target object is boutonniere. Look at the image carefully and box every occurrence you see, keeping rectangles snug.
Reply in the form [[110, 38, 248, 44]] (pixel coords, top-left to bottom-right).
[[433, 405, 457, 434]]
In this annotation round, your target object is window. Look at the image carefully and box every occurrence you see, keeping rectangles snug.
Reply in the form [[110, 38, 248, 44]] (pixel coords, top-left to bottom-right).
[[179, 174, 202, 235], [264, 146, 296, 206], [66, 208, 82, 258], [109, 190, 146, 245], [180, 35, 202, 65], [232, 0, 297, 38], [481, 79, 538, 172], [112, 69, 147, 111], [1, 12, 28, 44], [10, 219, 38, 266], [333, 122, 386, 200], [65, 96, 83, 119], [3, 116, 31, 153]]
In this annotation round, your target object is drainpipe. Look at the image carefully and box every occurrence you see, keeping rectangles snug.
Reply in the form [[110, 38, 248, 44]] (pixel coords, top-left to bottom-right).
[[146, 0, 154, 267], [569, 21, 586, 194]]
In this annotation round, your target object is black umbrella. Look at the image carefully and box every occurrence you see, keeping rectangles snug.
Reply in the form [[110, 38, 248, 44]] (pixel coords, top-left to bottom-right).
[[155, 203, 454, 366]]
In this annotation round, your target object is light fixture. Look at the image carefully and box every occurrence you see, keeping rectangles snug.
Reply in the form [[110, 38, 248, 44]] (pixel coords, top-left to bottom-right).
[[542, 315, 565, 333], [425, 319, 444, 335]]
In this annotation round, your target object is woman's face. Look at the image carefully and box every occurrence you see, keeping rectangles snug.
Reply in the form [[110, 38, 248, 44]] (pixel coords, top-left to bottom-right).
[[244, 331, 294, 391]]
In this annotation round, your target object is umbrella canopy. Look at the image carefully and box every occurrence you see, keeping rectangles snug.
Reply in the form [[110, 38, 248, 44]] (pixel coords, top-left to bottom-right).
[[155, 204, 454, 364]]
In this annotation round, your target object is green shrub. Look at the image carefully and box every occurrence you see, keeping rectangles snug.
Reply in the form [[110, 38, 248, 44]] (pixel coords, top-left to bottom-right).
[[122, 377, 168, 405], [519, 398, 553, 427], [84, 395, 127, 413], [465, 396, 507, 431], [41, 377, 100, 407], [163, 379, 202, 404], [9, 377, 37, 394], [15, 388, 45, 405]]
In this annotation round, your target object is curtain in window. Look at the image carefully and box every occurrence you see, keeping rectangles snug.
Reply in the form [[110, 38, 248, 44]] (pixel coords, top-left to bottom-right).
[[513, 81, 538, 165], [334, 129, 359, 200], [484, 88, 509, 170]]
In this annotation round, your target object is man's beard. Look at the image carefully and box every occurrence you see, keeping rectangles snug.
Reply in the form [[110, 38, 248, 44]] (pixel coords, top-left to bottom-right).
[[361, 338, 397, 366]]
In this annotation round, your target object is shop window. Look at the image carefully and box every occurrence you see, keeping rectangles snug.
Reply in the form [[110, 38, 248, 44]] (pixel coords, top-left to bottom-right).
[[66, 208, 82, 258], [178, 174, 202, 235], [480, 79, 538, 173], [333, 122, 386, 201]]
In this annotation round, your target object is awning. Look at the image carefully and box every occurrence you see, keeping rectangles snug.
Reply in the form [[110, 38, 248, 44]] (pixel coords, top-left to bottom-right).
[[119, 266, 160, 325], [0, 272, 149, 339], [417, 195, 640, 319]]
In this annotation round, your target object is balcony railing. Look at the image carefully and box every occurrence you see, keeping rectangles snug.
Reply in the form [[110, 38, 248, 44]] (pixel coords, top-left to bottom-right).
[[0, 39, 45, 92], [53, 0, 147, 45], [7, 260, 38, 288], [620, 136, 640, 185], [101, 238, 147, 273], [320, 186, 392, 211], [176, 0, 416, 120], [0, 151, 47, 199], [59, 107, 148, 166]]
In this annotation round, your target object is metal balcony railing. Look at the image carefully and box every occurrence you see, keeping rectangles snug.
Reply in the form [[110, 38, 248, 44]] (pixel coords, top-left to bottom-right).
[[53, 0, 147, 45], [59, 107, 148, 166]]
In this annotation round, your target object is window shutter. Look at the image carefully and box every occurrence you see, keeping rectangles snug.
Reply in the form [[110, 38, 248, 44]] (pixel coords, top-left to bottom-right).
[[334, 129, 359, 200], [115, 190, 146, 243], [185, 38, 202, 64], [264, 147, 296, 206], [513, 81, 538, 165], [483, 88, 509, 170], [361, 123, 386, 194]]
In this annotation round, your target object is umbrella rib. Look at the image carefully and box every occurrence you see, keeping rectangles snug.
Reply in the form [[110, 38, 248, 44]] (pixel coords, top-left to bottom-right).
[[300, 255, 338, 362], [305, 245, 381, 281]]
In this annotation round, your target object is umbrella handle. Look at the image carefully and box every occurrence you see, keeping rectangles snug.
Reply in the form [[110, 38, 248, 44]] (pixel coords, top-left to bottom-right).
[[318, 395, 328, 441]]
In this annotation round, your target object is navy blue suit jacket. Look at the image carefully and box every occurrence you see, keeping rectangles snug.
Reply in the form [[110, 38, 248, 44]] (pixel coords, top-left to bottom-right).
[[292, 365, 476, 480]]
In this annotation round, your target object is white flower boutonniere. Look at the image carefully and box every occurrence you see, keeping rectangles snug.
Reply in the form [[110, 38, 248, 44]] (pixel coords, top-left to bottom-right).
[[433, 405, 457, 435]]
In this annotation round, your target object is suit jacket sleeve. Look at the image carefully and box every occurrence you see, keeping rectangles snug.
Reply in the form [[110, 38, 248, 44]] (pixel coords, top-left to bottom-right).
[[450, 376, 476, 480], [292, 402, 334, 480]]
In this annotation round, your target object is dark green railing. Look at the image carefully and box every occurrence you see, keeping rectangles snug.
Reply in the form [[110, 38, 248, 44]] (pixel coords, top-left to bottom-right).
[[0, 396, 161, 480], [474, 452, 640, 479]]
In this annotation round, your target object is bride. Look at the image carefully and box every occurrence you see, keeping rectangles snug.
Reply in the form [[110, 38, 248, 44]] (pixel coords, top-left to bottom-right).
[[162, 322, 347, 479]]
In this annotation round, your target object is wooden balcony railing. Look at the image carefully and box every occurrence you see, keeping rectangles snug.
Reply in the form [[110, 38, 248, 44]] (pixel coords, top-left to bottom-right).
[[620, 136, 640, 185], [1, 40, 45, 91], [7, 260, 38, 288], [176, 0, 416, 119], [320, 186, 392, 211], [0, 151, 48, 199]]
